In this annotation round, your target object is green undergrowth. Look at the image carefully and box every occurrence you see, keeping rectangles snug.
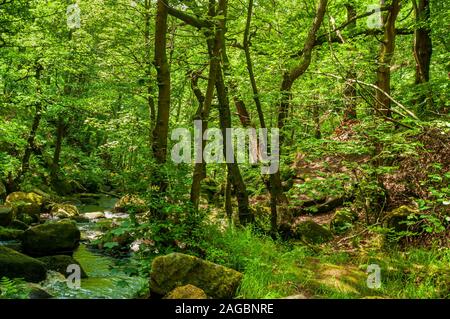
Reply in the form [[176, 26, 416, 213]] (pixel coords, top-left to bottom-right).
[[201, 225, 450, 299]]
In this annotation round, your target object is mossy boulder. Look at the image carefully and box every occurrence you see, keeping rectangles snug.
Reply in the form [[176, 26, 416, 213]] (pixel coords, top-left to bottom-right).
[[27, 284, 53, 299], [5, 192, 44, 222], [0, 246, 47, 282], [50, 203, 80, 219], [9, 219, 29, 230], [0, 205, 13, 226], [164, 284, 208, 299], [38, 255, 87, 278], [22, 220, 80, 256], [0, 226, 24, 240], [150, 252, 243, 299], [114, 194, 147, 214], [293, 220, 333, 244], [330, 209, 358, 234], [383, 206, 418, 231], [0, 181, 6, 200]]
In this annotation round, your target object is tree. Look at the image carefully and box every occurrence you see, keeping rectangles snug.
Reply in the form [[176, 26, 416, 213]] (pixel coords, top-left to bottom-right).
[[375, 0, 401, 118]]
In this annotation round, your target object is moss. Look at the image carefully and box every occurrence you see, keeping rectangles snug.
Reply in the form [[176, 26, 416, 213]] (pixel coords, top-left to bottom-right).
[[50, 203, 80, 219], [0, 246, 47, 283], [5, 192, 43, 218], [293, 220, 333, 244], [164, 284, 207, 299], [150, 252, 243, 299], [38, 255, 88, 278], [22, 219, 80, 256], [383, 206, 418, 231], [0, 226, 24, 240], [0, 205, 13, 226], [330, 209, 358, 234], [9, 219, 30, 230], [113, 194, 147, 214]]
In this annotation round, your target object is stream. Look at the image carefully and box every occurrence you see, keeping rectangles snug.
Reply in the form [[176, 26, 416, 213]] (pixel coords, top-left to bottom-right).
[[6, 194, 147, 299]]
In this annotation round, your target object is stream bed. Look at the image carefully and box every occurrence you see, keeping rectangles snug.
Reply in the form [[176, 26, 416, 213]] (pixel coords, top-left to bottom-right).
[[33, 195, 147, 299]]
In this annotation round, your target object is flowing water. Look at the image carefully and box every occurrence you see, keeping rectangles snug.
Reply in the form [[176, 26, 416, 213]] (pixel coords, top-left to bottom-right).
[[38, 195, 147, 299]]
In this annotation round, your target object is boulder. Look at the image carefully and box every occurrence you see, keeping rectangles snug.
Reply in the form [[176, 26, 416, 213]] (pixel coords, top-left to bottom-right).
[[27, 284, 53, 299], [0, 226, 24, 240], [293, 220, 333, 244], [114, 194, 147, 214], [150, 252, 243, 299], [5, 192, 44, 222], [0, 181, 6, 200], [0, 246, 47, 282], [0, 205, 13, 226], [164, 284, 208, 299], [22, 220, 80, 256], [38, 255, 87, 278], [383, 206, 418, 231], [50, 203, 80, 219], [330, 209, 358, 234], [8, 219, 29, 230], [83, 212, 106, 220]]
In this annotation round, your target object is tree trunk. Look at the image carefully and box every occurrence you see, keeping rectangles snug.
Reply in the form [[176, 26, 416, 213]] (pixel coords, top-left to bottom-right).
[[19, 63, 44, 185], [144, 0, 156, 135], [375, 0, 401, 118], [343, 4, 357, 121], [152, 0, 171, 165], [50, 115, 65, 187], [190, 2, 222, 210], [412, 0, 433, 111]]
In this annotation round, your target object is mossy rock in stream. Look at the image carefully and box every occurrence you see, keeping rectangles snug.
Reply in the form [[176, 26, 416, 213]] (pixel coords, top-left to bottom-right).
[[0, 226, 24, 240], [293, 220, 333, 244], [0, 246, 47, 283], [9, 219, 30, 230], [38, 255, 88, 278], [0, 205, 13, 226], [22, 220, 80, 256], [5, 192, 44, 221], [50, 203, 80, 219], [164, 284, 208, 299], [150, 253, 243, 299], [114, 194, 147, 214]]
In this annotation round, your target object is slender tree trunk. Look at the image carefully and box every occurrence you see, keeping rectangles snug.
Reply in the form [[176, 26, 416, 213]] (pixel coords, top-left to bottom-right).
[[152, 0, 171, 166], [50, 116, 65, 187], [375, 0, 401, 118], [215, 0, 253, 225], [19, 63, 44, 184], [343, 4, 357, 121], [225, 172, 233, 220], [144, 0, 156, 143], [412, 0, 433, 111], [190, 1, 221, 210]]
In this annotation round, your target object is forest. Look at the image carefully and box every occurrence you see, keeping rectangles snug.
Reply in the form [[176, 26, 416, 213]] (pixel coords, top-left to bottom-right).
[[0, 0, 449, 300]]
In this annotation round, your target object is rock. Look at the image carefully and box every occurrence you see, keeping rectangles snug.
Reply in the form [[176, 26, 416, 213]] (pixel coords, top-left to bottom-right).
[[83, 212, 106, 220], [330, 209, 358, 234], [114, 194, 147, 214], [5, 192, 44, 222], [0, 226, 24, 240], [281, 294, 308, 299], [164, 284, 208, 299], [50, 203, 80, 219], [0, 205, 13, 226], [150, 252, 243, 299], [0, 246, 47, 282], [293, 220, 333, 244], [22, 220, 80, 256], [27, 284, 53, 299], [8, 219, 29, 230], [383, 206, 418, 231], [0, 181, 6, 200], [38, 255, 87, 278]]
